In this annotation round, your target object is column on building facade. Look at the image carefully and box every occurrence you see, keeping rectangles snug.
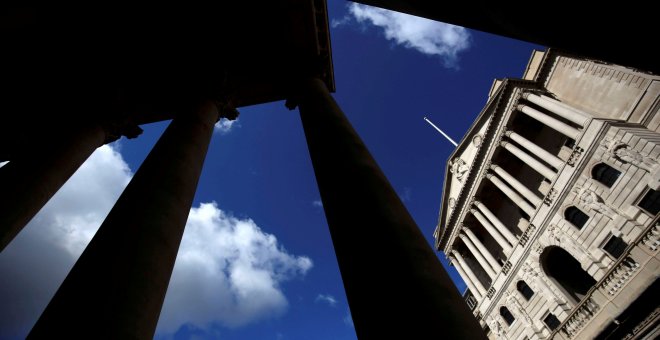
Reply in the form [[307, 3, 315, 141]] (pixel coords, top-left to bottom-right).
[[486, 173, 536, 216], [296, 77, 486, 339], [522, 92, 590, 126], [474, 201, 518, 246], [470, 208, 513, 254], [500, 141, 556, 180], [29, 101, 220, 339], [459, 234, 497, 279], [452, 251, 487, 297], [451, 256, 484, 301], [490, 164, 542, 207], [504, 130, 564, 169], [464, 228, 502, 273], [0, 124, 107, 252], [517, 104, 580, 140]]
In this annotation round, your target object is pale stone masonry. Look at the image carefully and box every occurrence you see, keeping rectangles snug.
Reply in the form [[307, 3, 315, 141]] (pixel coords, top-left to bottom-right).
[[434, 49, 660, 339]]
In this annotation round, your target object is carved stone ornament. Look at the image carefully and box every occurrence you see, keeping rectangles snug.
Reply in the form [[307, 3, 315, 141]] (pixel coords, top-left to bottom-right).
[[449, 158, 469, 182], [567, 147, 584, 166], [600, 138, 658, 171], [472, 134, 483, 147], [448, 197, 456, 210], [572, 185, 618, 218]]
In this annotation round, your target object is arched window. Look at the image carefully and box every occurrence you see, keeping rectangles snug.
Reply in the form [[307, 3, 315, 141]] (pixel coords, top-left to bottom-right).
[[565, 206, 589, 230], [517, 280, 534, 300], [500, 306, 515, 325], [592, 163, 621, 188]]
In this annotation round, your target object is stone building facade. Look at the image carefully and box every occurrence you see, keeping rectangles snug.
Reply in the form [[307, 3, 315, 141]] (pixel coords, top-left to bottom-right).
[[434, 49, 660, 339]]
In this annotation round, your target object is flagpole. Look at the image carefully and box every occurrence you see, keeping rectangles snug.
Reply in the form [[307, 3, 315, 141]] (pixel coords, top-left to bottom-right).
[[424, 117, 458, 147]]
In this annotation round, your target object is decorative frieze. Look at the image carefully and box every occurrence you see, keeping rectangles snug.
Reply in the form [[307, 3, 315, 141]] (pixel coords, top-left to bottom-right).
[[544, 188, 558, 205], [519, 224, 536, 247], [600, 138, 659, 172], [487, 287, 496, 299], [567, 146, 584, 166], [502, 261, 512, 275]]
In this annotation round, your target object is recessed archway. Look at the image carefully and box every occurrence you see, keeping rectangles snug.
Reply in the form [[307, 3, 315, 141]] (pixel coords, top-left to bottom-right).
[[540, 246, 596, 304]]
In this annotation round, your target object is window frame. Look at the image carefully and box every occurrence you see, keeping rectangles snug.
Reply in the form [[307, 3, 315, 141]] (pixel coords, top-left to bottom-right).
[[500, 306, 516, 326], [542, 311, 561, 331], [590, 162, 622, 189], [516, 280, 534, 301], [564, 206, 590, 230], [636, 187, 660, 216], [600, 233, 628, 259]]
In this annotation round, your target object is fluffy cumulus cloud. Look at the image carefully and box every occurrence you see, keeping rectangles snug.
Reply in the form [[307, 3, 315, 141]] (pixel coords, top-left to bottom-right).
[[0, 143, 311, 339], [215, 118, 239, 134], [157, 202, 313, 332], [342, 4, 471, 68]]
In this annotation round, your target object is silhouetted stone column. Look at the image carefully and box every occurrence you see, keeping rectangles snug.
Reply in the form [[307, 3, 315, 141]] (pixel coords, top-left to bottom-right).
[[28, 101, 219, 339], [0, 124, 107, 252], [296, 78, 486, 339]]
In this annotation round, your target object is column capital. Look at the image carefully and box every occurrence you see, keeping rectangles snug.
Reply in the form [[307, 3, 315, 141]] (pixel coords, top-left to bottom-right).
[[520, 92, 532, 100], [516, 104, 527, 111], [503, 129, 513, 138]]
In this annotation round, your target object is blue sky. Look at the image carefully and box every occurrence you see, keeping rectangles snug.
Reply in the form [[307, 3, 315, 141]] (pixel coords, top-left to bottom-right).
[[0, 3, 540, 339]]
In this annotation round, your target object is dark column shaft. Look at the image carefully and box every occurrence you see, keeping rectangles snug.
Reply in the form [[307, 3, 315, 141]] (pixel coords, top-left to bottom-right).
[[28, 102, 219, 339], [298, 78, 486, 339], [0, 125, 106, 252]]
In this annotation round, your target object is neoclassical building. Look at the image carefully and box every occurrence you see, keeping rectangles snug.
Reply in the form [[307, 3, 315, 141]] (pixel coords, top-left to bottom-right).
[[434, 49, 660, 339]]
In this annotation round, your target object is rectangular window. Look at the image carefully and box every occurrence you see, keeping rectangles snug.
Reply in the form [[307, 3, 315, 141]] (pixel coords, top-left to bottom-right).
[[603, 235, 628, 259], [637, 188, 660, 215], [544, 313, 561, 331]]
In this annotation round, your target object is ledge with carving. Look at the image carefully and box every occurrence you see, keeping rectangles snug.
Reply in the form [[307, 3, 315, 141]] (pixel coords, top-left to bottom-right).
[[550, 218, 659, 339]]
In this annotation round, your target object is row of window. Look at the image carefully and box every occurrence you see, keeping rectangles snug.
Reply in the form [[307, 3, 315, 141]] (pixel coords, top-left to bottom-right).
[[564, 163, 658, 232], [590, 162, 659, 215], [499, 307, 560, 332], [500, 306, 561, 331], [498, 281, 559, 331]]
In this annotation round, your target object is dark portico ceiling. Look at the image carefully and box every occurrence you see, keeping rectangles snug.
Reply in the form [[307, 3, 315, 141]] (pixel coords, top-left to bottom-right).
[[0, 1, 333, 160]]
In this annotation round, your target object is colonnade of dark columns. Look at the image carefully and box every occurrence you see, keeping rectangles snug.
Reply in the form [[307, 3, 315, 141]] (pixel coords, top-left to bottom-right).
[[2, 80, 483, 339], [28, 101, 219, 339]]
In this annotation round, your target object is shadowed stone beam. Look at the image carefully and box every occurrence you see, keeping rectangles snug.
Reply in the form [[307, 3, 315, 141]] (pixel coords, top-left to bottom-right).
[[295, 77, 487, 339], [28, 101, 220, 339]]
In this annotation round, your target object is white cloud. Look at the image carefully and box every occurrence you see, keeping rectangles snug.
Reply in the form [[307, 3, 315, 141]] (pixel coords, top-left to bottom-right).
[[343, 308, 354, 328], [0, 144, 131, 338], [0, 143, 311, 338], [215, 118, 239, 134], [312, 200, 323, 208], [345, 4, 471, 68], [315, 294, 338, 307], [156, 202, 313, 333]]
